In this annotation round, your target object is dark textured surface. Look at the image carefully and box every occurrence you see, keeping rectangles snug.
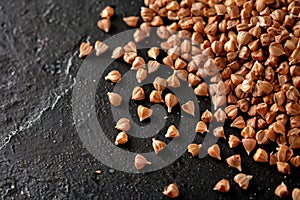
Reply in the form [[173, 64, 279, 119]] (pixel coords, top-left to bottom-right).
[[0, 0, 300, 199]]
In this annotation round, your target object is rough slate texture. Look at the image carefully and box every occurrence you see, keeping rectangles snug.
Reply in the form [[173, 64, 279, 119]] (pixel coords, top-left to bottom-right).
[[0, 0, 299, 199]]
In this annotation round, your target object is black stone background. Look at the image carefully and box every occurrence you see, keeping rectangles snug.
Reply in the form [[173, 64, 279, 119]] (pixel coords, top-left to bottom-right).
[[0, 0, 299, 199]]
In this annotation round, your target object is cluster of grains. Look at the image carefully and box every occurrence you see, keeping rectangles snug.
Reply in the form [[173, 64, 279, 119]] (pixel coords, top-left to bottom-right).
[[98, 6, 115, 32], [213, 173, 252, 193], [274, 182, 300, 199], [115, 118, 130, 145], [79, 7, 114, 58], [79, 0, 300, 198]]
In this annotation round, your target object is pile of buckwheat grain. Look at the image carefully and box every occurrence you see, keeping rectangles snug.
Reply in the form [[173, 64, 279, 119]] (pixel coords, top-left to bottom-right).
[[78, 0, 300, 198]]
